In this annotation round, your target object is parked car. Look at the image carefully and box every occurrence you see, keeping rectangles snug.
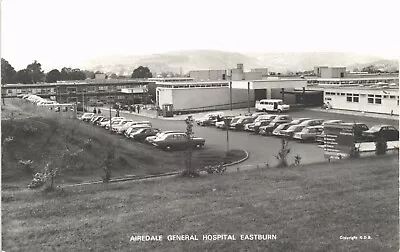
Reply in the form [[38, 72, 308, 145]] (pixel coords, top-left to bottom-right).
[[280, 125, 306, 139], [229, 116, 254, 131], [215, 116, 235, 129], [322, 119, 343, 126], [250, 112, 268, 119], [79, 113, 95, 122], [121, 123, 151, 138], [255, 99, 290, 113], [196, 112, 224, 126], [130, 128, 161, 141], [152, 133, 205, 150], [272, 118, 311, 136], [111, 120, 134, 133], [259, 115, 292, 136], [293, 125, 324, 142], [362, 125, 399, 142], [117, 121, 151, 135], [105, 118, 125, 130], [244, 114, 277, 132], [145, 130, 183, 144], [99, 117, 124, 128]]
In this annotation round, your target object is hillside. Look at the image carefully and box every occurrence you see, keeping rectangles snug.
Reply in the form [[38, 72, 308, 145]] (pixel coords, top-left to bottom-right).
[[348, 59, 399, 72], [78, 50, 390, 75], [2, 155, 398, 251]]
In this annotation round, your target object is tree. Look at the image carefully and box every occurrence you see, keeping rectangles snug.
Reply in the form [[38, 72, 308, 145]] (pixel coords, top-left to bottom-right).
[[1, 58, 17, 84], [26, 60, 45, 83], [46, 69, 61, 83], [15, 69, 31, 84], [131, 66, 153, 78], [361, 65, 378, 73]]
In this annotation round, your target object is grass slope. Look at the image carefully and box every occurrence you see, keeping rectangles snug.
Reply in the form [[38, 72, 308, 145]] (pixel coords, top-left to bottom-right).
[[2, 155, 398, 252], [1, 103, 245, 188]]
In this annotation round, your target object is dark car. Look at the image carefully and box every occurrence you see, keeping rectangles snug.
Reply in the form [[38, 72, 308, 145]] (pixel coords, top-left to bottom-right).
[[130, 128, 161, 141], [362, 125, 399, 142], [152, 133, 205, 150], [259, 115, 292, 136], [229, 116, 254, 131]]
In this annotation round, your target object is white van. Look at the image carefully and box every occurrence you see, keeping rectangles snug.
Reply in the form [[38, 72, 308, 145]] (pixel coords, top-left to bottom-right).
[[255, 99, 290, 113]]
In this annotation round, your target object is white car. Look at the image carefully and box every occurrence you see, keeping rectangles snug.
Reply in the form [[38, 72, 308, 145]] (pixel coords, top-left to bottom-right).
[[124, 124, 152, 137], [100, 117, 125, 128], [145, 130, 183, 144], [79, 113, 95, 121], [111, 120, 134, 132], [119, 121, 151, 135]]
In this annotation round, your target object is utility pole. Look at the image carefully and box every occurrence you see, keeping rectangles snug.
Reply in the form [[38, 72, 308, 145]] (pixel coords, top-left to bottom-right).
[[225, 117, 230, 154], [247, 81, 251, 114], [109, 106, 112, 131], [229, 81, 232, 110]]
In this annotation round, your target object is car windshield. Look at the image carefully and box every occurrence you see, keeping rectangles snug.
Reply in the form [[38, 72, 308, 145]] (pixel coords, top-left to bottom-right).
[[277, 101, 283, 105], [230, 118, 240, 124], [369, 126, 382, 131]]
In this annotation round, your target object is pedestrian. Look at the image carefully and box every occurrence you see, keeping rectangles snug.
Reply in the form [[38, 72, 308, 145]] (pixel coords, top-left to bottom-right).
[[138, 105, 141, 114], [98, 108, 101, 114], [93, 108, 97, 114]]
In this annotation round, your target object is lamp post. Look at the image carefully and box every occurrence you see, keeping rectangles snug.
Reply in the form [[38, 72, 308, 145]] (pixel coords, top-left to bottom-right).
[[247, 81, 250, 114]]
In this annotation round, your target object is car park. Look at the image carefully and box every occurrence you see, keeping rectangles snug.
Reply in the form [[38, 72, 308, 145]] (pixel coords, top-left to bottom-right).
[[322, 119, 343, 125], [362, 125, 399, 142], [229, 116, 254, 131], [293, 126, 324, 142], [130, 128, 161, 141], [258, 115, 292, 136], [152, 133, 205, 150]]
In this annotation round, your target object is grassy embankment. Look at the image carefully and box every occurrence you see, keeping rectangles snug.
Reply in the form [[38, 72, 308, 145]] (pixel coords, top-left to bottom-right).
[[1, 155, 398, 251], [1, 100, 245, 188]]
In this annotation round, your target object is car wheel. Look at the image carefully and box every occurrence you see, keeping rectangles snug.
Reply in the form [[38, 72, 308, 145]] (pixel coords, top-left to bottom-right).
[[277, 109, 282, 113], [196, 144, 203, 149]]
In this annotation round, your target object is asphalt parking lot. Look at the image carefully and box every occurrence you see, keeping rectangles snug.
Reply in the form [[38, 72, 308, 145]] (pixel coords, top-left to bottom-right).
[[110, 109, 398, 168]]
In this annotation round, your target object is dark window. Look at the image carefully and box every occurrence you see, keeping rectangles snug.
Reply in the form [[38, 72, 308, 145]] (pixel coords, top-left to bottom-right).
[[368, 98, 374, 103], [383, 95, 388, 98], [353, 97, 359, 102], [368, 94, 374, 97], [375, 98, 382, 104], [375, 95, 382, 98], [347, 96, 352, 102], [341, 93, 345, 96], [390, 95, 395, 99]]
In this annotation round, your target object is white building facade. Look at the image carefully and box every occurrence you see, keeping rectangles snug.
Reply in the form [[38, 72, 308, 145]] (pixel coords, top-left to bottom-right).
[[322, 86, 399, 115]]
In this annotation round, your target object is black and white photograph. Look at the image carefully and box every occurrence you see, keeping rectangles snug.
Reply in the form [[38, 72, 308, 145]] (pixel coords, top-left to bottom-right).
[[1, 0, 399, 251]]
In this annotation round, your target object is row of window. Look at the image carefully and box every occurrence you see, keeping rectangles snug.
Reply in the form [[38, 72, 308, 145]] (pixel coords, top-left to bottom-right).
[[326, 92, 398, 99]]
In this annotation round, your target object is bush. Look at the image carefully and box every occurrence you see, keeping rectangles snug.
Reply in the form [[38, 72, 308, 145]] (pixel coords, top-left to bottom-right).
[[348, 145, 360, 158], [375, 137, 387, 156], [275, 139, 290, 168]]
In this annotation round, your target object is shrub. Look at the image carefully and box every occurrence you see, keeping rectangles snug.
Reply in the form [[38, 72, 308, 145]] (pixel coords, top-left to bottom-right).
[[375, 137, 387, 156], [294, 154, 302, 166], [348, 145, 360, 158], [275, 139, 290, 168]]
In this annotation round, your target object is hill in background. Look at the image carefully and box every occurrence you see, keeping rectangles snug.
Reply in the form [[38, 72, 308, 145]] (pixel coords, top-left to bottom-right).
[[77, 50, 398, 75]]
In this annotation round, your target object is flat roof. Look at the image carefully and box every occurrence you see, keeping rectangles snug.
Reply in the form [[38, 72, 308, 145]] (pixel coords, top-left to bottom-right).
[[3, 79, 150, 88]]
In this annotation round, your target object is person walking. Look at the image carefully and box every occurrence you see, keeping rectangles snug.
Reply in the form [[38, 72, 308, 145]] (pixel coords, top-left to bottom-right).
[[137, 105, 141, 114]]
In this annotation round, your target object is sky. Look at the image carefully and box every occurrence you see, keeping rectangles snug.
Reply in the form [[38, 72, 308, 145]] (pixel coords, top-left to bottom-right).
[[1, 0, 399, 71]]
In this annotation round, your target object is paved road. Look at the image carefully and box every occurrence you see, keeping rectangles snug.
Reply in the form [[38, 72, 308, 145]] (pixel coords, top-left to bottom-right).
[[105, 108, 397, 169]]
